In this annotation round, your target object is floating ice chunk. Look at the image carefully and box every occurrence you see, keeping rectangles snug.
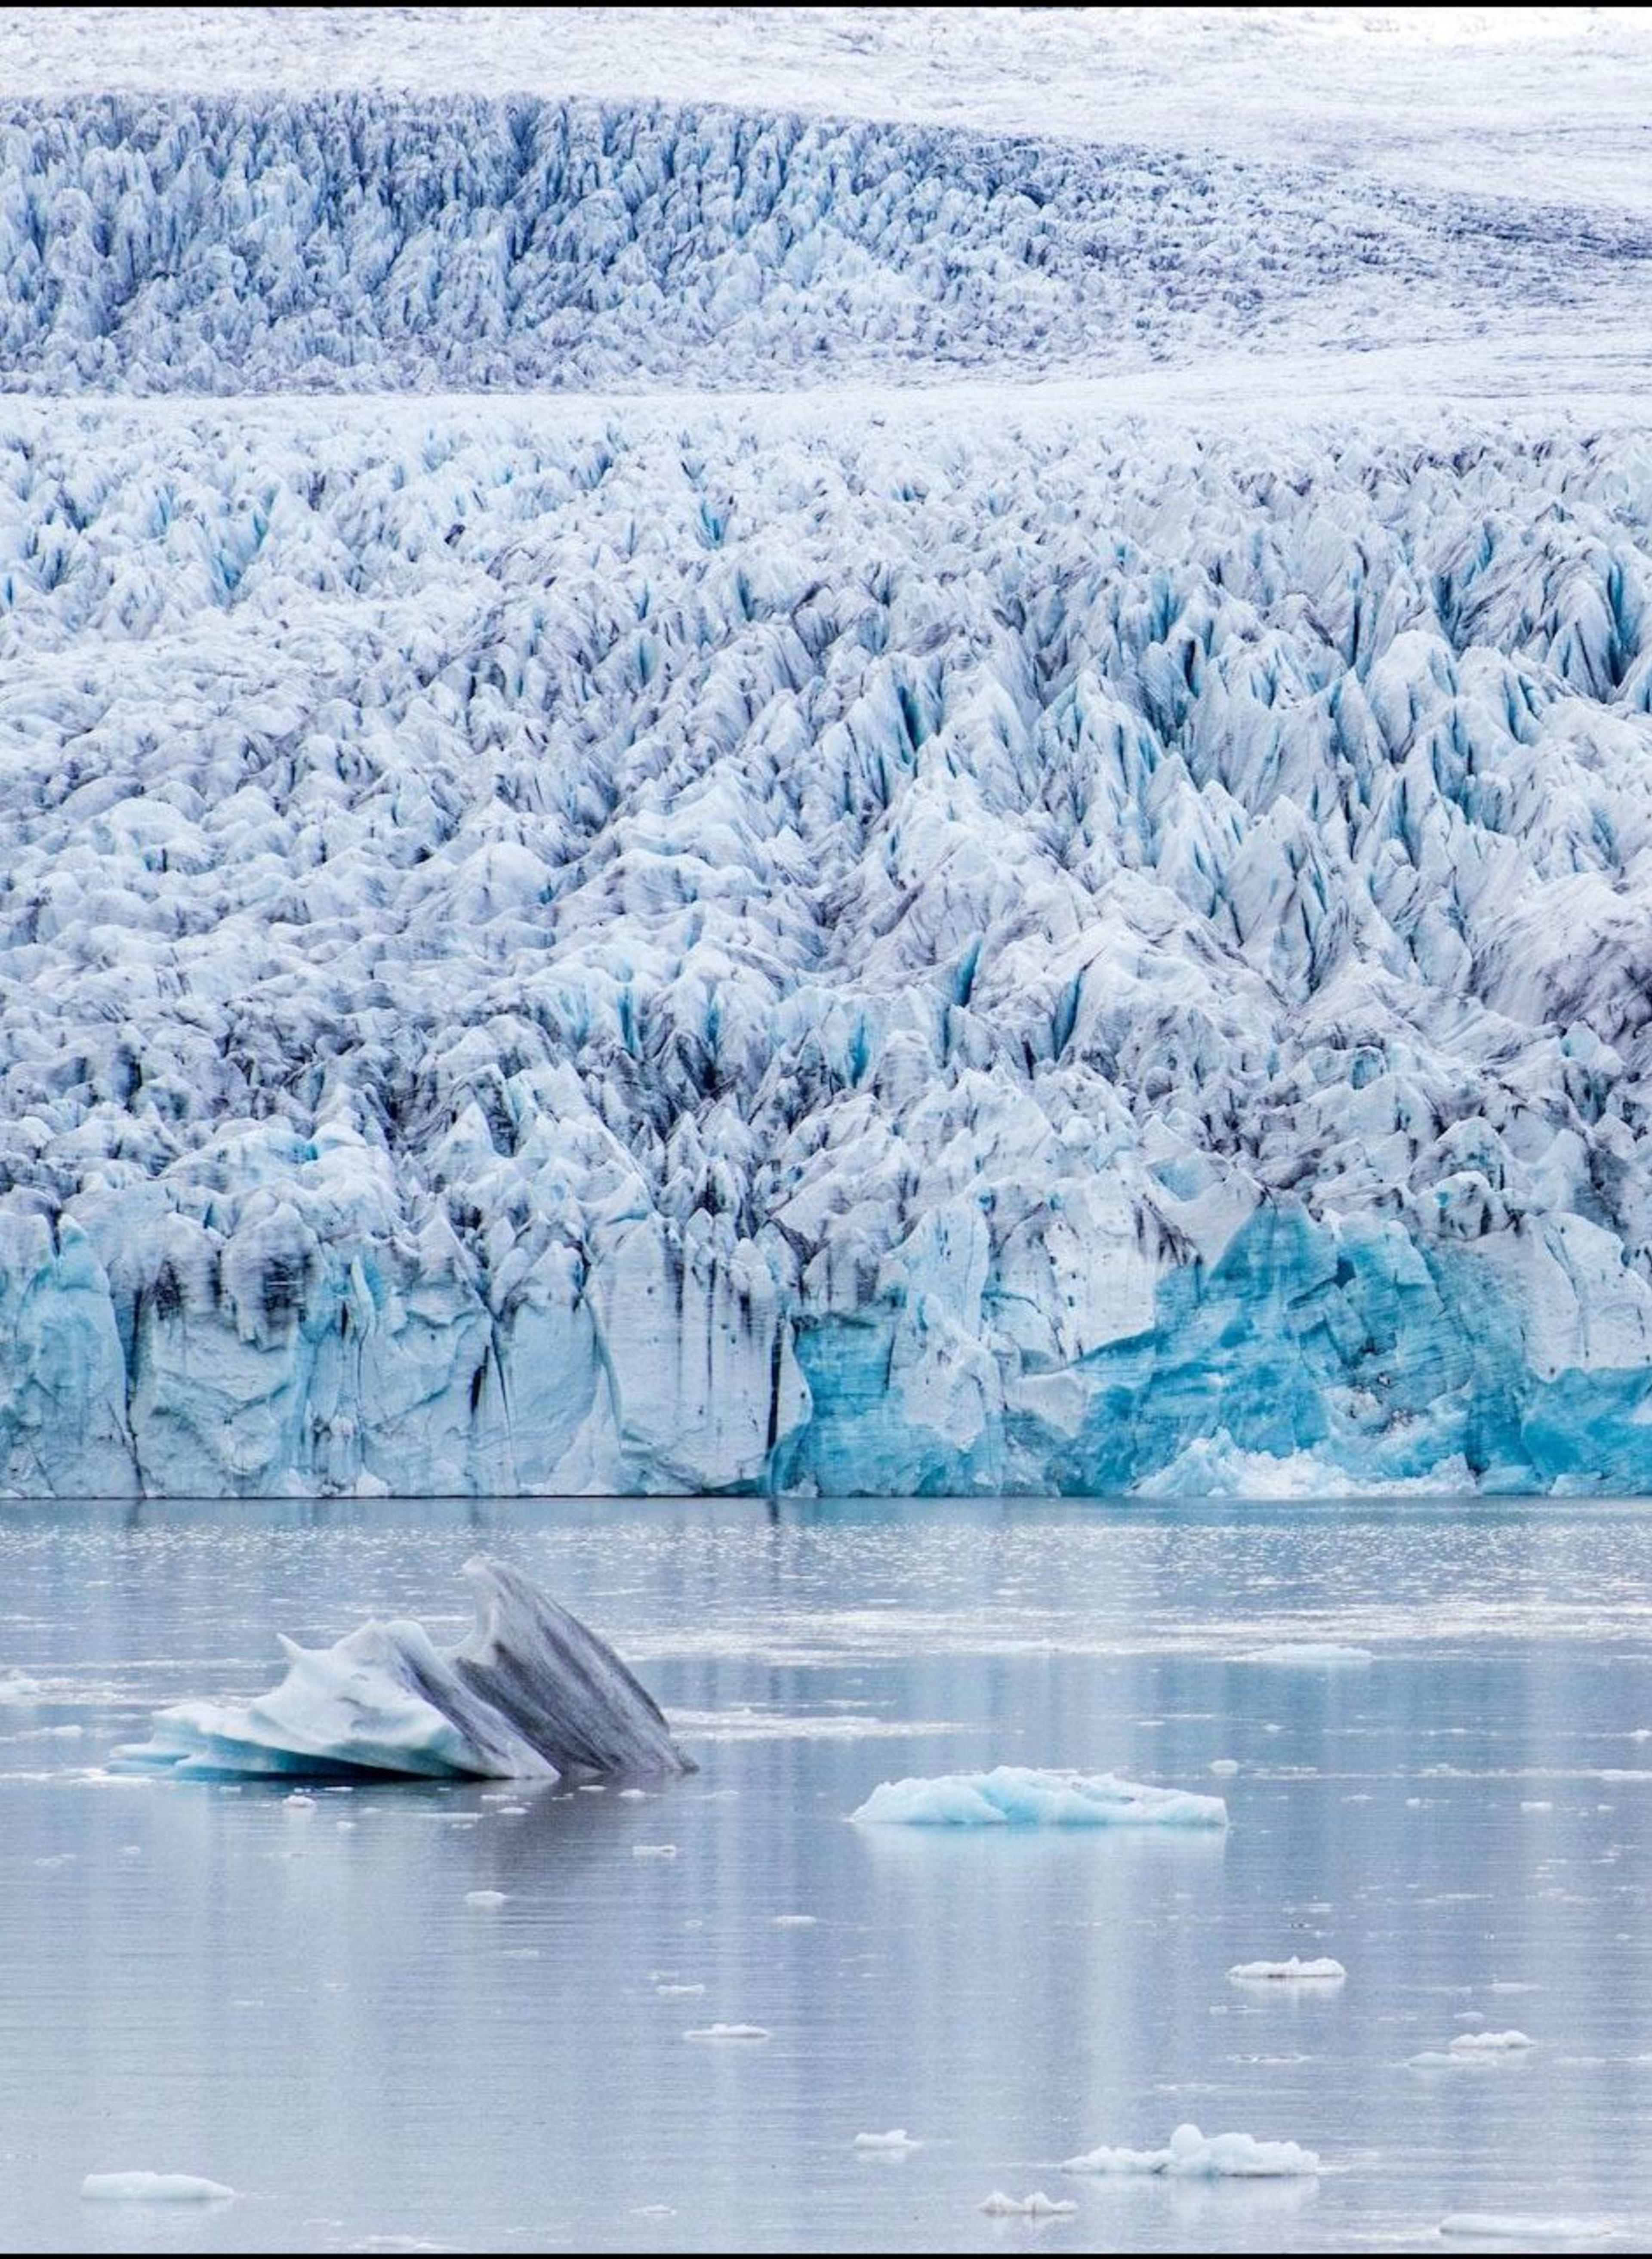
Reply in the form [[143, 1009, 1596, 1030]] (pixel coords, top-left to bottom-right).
[[1063, 2123, 1321, 2178], [1238, 1645, 1374, 1668], [464, 1890, 507, 1908], [1440, 2219, 1620, 2243], [771, 1913, 817, 1926], [632, 1843, 678, 1859], [855, 2130, 921, 2151], [656, 1983, 704, 1997], [1208, 1759, 1240, 1777], [850, 1766, 1227, 1829], [112, 1558, 692, 1783], [1411, 2030, 1536, 2067], [0, 1672, 40, 1704], [81, 2172, 236, 2203], [685, 2023, 769, 2041], [1228, 1957, 1346, 1984], [980, 2192, 1076, 2216]]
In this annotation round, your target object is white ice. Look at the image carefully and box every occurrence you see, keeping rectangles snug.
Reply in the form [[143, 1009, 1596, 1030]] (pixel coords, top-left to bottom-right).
[[81, 2172, 237, 2203], [1239, 1646, 1375, 1668], [980, 2192, 1076, 2217], [1062, 2123, 1322, 2178], [1227, 1957, 1347, 1984]]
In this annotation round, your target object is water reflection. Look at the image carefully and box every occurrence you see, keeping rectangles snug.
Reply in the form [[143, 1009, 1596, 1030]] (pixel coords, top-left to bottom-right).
[[1, 1500, 1651, 2252]]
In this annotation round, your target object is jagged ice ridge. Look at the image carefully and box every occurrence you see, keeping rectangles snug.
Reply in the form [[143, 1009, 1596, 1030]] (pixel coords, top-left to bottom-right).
[[3, 401, 1652, 1496]]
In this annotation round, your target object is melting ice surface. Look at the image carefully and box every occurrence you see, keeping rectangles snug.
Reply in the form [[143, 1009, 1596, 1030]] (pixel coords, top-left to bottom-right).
[[114, 1556, 691, 1782], [7, 1497, 1652, 2254]]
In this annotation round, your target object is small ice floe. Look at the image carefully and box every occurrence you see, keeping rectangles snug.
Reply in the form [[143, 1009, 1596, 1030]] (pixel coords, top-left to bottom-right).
[[348, 2240, 459, 2255], [685, 2023, 769, 2042], [656, 1983, 704, 1997], [771, 1913, 817, 1927], [464, 1889, 507, 1907], [81, 2172, 236, 2203], [1227, 1957, 1346, 1985], [855, 2130, 921, 2151], [1439, 2216, 1620, 2243], [980, 2192, 1076, 2216], [632, 1843, 678, 1859], [850, 1766, 1227, 1829], [0, 1672, 40, 1704], [1237, 1644, 1373, 1668], [1209, 1759, 1240, 1777], [1063, 2123, 1321, 2178], [1409, 2031, 1535, 2068]]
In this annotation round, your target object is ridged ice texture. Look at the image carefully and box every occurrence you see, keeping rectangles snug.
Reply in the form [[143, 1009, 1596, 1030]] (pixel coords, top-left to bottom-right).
[[4, 404, 1652, 1496], [0, 93, 1646, 392], [114, 1555, 693, 1779]]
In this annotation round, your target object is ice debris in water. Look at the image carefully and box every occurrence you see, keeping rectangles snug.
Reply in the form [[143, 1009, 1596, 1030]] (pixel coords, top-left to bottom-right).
[[1228, 1957, 1347, 1984], [81, 2173, 237, 2203], [0, 1672, 40, 1704], [854, 2130, 921, 2151], [980, 2193, 1076, 2217], [110, 1556, 693, 1782], [464, 1890, 507, 1908], [685, 2024, 769, 2042], [850, 1765, 1227, 1828], [1063, 2123, 1322, 2178], [1410, 2030, 1536, 2067], [1238, 1644, 1374, 1667], [1440, 2219, 1621, 2244]]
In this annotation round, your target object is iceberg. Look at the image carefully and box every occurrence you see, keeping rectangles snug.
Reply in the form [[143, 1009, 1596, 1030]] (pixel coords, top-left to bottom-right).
[[1062, 2123, 1322, 2178], [113, 1556, 693, 1782], [81, 2173, 236, 2203], [849, 1765, 1227, 1828]]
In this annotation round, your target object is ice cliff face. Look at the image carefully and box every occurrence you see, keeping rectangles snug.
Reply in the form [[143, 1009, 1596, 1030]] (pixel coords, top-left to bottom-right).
[[5, 399, 1652, 1496]]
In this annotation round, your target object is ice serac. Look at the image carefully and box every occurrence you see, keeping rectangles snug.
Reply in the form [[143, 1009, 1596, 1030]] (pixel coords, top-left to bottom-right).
[[113, 1555, 693, 1781]]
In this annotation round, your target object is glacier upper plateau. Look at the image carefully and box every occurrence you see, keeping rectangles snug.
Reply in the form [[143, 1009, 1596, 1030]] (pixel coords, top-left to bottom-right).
[[3, 7, 1652, 1498]]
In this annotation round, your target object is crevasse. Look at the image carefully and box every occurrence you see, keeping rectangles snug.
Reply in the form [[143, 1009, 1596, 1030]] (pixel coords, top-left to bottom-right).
[[3, 404, 1652, 1496]]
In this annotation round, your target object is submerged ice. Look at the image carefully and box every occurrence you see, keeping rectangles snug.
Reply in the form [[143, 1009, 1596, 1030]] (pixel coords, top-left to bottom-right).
[[114, 1555, 693, 1781], [3, 406, 1652, 1496]]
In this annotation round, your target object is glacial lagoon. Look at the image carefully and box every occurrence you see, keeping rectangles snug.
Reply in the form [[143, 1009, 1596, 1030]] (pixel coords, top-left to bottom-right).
[[3, 1497, 1652, 2253]]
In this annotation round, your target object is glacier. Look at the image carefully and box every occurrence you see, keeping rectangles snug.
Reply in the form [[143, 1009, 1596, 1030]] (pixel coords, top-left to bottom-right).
[[114, 1554, 693, 1779], [2, 26, 1652, 1498], [1, 93, 1646, 396], [3, 400, 1652, 1496]]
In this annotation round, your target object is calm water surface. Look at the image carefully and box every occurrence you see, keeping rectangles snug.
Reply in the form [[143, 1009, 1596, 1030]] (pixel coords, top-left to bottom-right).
[[3, 1498, 1652, 2253]]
